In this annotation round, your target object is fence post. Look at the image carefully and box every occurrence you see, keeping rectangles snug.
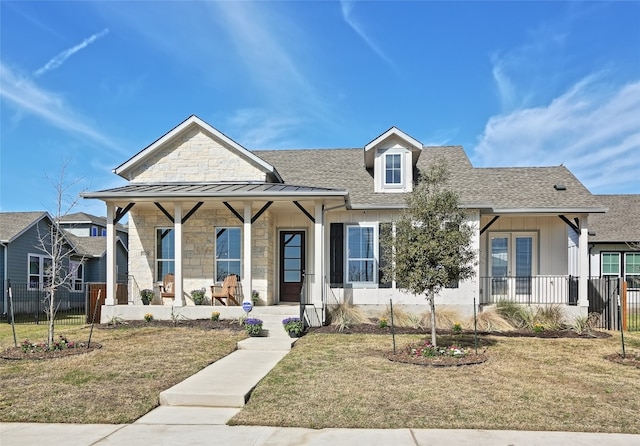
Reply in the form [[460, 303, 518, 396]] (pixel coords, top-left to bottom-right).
[[622, 281, 628, 331]]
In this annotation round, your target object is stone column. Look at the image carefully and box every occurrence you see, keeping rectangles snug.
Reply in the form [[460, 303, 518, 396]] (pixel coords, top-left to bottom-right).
[[105, 202, 116, 306]]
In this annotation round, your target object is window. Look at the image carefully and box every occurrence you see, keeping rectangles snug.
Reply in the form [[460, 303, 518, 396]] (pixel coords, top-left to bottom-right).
[[101, 228, 107, 236], [156, 228, 175, 282], [601, 253, 620, 276], [625, 253, 640, 289], [346, 225, 376, 283], [28, 254, 52, 290], [91, 226, 98, 237], [215, 227, 241, 282], [70, 260, 84, 291], [385, 153, 402, 185]]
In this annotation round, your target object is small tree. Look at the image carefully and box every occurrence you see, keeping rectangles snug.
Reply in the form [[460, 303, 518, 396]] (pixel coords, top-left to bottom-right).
[[382, 161, 476, 346], [36, 159, 84, 348]]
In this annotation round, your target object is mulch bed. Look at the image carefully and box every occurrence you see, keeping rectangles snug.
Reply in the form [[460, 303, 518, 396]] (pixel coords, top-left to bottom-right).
[[604, 352, 640, 369], [1, 343, 102, 360], [97, 319, 245, 331], [309, 323, 611, 339], [385, 351, 488, 367]]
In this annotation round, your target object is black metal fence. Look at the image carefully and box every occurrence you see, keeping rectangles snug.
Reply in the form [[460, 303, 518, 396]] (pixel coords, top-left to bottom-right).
[[626, 289, 640, 331], [588, 276, 620, 330], [1, 283, 86, 325], [479, 276, 575, 305]]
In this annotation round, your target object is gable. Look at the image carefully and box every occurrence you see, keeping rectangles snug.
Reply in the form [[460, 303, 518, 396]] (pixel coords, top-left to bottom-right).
[[115, 115, 281, 184]]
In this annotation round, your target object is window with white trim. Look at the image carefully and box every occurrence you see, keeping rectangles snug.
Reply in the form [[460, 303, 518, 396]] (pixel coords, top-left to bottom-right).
[[156, 227, 175, 282], [625, 253, 640, 289], [70, 260, 84, 291], [601, 253, 620, 276], [384, 153, 402, 185], [346, 225, 376, 284], [215, 227, 241, 282], [28, 254, 52, 290]]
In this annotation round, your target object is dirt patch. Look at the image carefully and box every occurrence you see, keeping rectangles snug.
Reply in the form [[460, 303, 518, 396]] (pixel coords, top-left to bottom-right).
[[385, 351, 488, 367]]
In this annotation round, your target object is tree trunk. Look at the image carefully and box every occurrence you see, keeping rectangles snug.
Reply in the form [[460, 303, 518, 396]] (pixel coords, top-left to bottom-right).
[[427, 292, 437, 347], [48, 289, 55, 348]]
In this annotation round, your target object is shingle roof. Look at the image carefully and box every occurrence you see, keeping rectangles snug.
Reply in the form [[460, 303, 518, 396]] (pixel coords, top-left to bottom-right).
[[59, 212, 128, 232], [589, 195, 640, 243], [0, 212, 50, 242], [256, 148, 603, 212], [66, 234, 108, 257]]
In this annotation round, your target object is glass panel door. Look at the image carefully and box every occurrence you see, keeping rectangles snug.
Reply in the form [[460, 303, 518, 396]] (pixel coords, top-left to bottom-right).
[[490, 236, 509, 297], [489, 233, 536, 300]]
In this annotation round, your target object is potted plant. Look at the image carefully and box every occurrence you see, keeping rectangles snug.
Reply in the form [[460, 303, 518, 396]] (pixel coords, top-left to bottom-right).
[[140, 289, 154, 305], [191, 288, 207, 305], [282, 317, 304, 337], [244, 318, 263, 337], [251, 290, 260, 305]]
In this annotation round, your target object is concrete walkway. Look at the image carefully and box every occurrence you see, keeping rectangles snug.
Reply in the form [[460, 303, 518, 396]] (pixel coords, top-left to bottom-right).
[[2, 308, 639, 445]]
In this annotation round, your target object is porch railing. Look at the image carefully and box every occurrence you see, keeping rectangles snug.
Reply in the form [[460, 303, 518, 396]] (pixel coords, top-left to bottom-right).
[[479, 275, 577, 305]]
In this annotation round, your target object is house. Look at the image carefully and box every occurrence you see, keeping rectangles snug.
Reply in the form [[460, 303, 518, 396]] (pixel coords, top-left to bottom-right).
[[83, 115, 607, 324], [59, 211, 129, 247], [0, 211, 129, 316], [588, 195, 640, 288]]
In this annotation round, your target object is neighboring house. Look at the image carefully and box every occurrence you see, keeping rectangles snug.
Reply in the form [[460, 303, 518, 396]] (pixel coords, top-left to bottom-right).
[[0, 212, 129, 316], [588, 195, 640, 289], [59, 211, 129, 247], [0, 212, 80, 314], [83, 115, 607, 324]]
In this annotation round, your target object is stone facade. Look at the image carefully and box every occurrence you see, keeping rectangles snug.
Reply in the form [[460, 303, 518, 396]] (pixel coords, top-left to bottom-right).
[[128, 128, 266, 183], [128, 206, 275, 305]]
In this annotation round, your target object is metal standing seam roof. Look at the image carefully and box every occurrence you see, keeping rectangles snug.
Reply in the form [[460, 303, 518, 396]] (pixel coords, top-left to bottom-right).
[[82, 182, 349, 200]]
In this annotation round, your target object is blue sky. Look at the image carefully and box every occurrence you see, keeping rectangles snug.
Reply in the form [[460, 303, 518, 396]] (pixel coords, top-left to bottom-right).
[[1, 1, 639, 217]]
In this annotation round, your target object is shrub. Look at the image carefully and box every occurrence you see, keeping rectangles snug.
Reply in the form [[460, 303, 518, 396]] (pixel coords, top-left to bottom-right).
[[327, 303, 370, 331], [378, 317, 389, 328], [144, 313, 153, 322], [252, 290, 260, 305], [406, 339, 467, 358], [140, 289, 154, 305], [573, 313, 599, 335], [452, 321, 462, 334], [470, 310, 514, 332], [211, 311, 220, 322]]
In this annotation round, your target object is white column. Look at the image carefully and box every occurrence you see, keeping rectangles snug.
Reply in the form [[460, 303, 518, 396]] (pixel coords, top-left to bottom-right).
[[578, 215, 589, 308], [243, 203, 252, 303], [313, 204, 324, 306], [173, 203, 184, 307], [105, 203, 116, 305]]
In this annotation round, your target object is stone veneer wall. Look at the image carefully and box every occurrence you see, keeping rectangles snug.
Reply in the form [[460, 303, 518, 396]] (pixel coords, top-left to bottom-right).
[[128, 207, 273, 305], [128, 128, 266, 183]]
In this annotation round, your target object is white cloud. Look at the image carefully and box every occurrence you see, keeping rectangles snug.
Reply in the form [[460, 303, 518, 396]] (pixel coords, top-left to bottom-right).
[[0, 63, 125, 154], [473, 76, 640, 193], [224, 108, 302, 149], [33, 28, 109, 78], [340, 0, 396, 71]]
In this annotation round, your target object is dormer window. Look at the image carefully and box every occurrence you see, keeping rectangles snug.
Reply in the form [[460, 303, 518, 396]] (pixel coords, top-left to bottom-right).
[[385, 153, 402, 186]]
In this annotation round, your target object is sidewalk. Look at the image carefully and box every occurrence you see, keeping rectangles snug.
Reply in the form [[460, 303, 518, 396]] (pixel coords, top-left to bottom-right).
[[2, 418, 639, 446]]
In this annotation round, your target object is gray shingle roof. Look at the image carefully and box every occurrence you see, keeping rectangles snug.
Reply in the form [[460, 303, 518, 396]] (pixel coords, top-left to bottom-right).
[[59, 212, 128, 232], [256, 148, 603, 212], [0, 212, 49, 242], [589, 195, 640, 243], [66, 233, 108, 257]]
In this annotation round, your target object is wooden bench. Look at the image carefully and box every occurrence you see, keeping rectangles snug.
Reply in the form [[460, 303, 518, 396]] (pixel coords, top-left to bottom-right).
[[159, 273, 175, 302], [210, 274, 240, 306]]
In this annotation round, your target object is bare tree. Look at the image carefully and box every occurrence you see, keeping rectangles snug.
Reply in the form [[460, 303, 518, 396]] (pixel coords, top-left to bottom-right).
[[36, 158, 85, 348], [381, 161, 476, 347]]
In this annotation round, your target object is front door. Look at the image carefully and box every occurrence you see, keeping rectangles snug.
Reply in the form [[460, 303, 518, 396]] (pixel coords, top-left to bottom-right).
[[280, 231, 305, 302]]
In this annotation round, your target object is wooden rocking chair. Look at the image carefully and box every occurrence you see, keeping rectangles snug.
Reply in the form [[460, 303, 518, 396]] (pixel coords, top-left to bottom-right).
[[210, 274, 240, 306], [159, 273, 175, 300]]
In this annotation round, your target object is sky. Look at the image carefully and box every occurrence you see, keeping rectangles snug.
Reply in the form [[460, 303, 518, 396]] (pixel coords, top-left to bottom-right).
[[1, 1, 639, 217]]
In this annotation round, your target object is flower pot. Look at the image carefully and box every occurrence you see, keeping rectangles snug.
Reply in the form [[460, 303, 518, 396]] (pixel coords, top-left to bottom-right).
[[288, 331, 302, 338], [142, 300, 150, 306]]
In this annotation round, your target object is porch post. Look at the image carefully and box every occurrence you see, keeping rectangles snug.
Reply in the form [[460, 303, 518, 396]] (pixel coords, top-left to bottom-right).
[[173, 203, 184, 307], [105, 202, 116, 305], [578, 215, 589, 308], [243, 203, 252, 303], [313, 204, 324, 306]]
